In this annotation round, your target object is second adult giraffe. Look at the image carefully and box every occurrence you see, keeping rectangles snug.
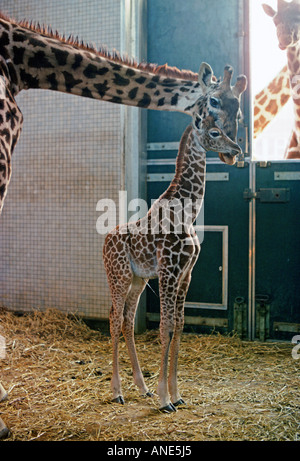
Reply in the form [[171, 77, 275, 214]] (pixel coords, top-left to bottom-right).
[[263, 0, 300, 159], [103, 66, 246, 412]]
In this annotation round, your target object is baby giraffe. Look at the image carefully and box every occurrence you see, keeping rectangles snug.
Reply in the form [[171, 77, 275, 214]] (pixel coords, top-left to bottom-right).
[[103, 109, 241, 412]]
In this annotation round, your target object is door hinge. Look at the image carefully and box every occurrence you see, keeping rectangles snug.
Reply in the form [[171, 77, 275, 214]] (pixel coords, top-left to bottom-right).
[[255, 294, 271, 342], [243, 188, 290, 203]]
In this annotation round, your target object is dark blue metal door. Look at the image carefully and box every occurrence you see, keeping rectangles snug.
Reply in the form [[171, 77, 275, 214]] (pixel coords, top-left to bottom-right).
[[146, 0, 251, 335], [254, 161, 300, 341]]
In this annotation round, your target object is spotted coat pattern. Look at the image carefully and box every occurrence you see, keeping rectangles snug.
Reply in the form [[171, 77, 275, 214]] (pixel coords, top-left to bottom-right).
[[253, 65, 291, 139], [103, 112, 242, 412], [0, 59, 23, 214]]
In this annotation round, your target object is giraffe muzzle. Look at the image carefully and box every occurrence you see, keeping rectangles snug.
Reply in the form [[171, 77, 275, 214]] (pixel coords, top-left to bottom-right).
[[218, 143, 242, 165], [218, 153, 236, 165]]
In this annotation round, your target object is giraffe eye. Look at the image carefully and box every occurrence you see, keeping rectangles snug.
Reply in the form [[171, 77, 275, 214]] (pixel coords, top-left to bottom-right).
[[210, 97, 221, 109], [209, 130, 221, 138]]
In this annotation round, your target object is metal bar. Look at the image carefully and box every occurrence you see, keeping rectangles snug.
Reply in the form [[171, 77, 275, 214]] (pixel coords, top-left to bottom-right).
[[248, 161, 256, 340], [147, 158, 176, 166], [147, 172, 229, 182], [122, 0, 148, 334], [222, 226, 229, 309], [274, 171, 300, 181], [147, 158, 251, 167], [273, 322, 300, 333], [147, 142, 179, 151]]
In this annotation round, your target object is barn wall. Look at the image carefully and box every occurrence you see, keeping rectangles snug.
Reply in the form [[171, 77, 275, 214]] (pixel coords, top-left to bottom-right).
[[0, 0, 125, 319]]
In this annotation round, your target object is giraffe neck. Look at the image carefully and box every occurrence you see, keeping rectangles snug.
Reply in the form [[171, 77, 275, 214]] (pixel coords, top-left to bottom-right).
[[287, 43, 300, 143], [0, 15, 202, 113], [158, 124, 206, 226], [253, 65, 290, 139], [0, 68, 23, 213]]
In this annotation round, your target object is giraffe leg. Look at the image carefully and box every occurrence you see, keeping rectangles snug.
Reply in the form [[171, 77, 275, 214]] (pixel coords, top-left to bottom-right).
[[122, 276, 152, 397], [0, 417, 10, 439], [106, 269, 133, 403], [0, 157, 11, 215], [103, 234, 134, 404], [109, 281, 132, 404], [169, 237, 200, 408], [157, 274, 179, 412], [0, 382, 8, 402], [168, 270, 193, 407], [0, 383, 9, 439]]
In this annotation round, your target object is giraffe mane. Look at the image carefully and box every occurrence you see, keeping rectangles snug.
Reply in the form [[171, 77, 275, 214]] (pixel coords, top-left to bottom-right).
[[161, 124, 193, 200], [0, 11, 199, 82]]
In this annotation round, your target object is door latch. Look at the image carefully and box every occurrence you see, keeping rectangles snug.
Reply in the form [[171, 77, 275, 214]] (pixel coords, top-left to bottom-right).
[[243, 188, 290, 203]]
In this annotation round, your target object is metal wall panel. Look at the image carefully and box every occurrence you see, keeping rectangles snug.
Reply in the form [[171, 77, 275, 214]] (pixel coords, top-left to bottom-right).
[[0, 0, 122, 318]]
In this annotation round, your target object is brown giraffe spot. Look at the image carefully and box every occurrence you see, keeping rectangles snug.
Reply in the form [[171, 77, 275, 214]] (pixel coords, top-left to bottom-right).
[[281, 93, 290, 106], [266, 99, 278, 114], [289, 131, 298, 148], [258, 95, 268, 106], [269, 76, 284, 94]]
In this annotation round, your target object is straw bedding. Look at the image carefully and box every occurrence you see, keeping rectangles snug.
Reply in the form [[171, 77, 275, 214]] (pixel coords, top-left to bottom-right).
[[0, 308, 299, 441]]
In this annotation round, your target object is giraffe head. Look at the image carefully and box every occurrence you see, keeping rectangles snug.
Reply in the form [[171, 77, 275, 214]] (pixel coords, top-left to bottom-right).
[[193, 115, 242, 165], [192, 63, 247, 164], [263, 0, 300, 49]]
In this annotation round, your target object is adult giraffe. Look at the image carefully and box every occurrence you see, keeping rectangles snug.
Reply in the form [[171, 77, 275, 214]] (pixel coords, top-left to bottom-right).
[[0, 12, 247, 436], [263, 0, 300, 159]]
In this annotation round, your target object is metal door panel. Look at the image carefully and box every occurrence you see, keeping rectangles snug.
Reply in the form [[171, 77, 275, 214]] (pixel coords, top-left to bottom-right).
[[146, 161, 250, 334], [255, 161, 300, 340]]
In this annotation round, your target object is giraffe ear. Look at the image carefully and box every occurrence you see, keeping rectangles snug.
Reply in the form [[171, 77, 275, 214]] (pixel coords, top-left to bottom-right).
[[262, 3, 276, 17], [233, 75, 248, 97], [198, 62, 214, 90]]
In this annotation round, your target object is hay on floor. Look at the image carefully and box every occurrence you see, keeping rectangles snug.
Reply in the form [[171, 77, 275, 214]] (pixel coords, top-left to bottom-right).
[[0, 308, 299, 441]]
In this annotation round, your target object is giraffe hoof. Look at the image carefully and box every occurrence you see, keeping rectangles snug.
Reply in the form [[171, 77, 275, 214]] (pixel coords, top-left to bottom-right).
[[0, 426, 10, 439], [144, 391, 154, 398], [0, 393, 8, 403], [159, 403, 177, 413], [173, 398, 185, 407], [112, 396, 125, 405]]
